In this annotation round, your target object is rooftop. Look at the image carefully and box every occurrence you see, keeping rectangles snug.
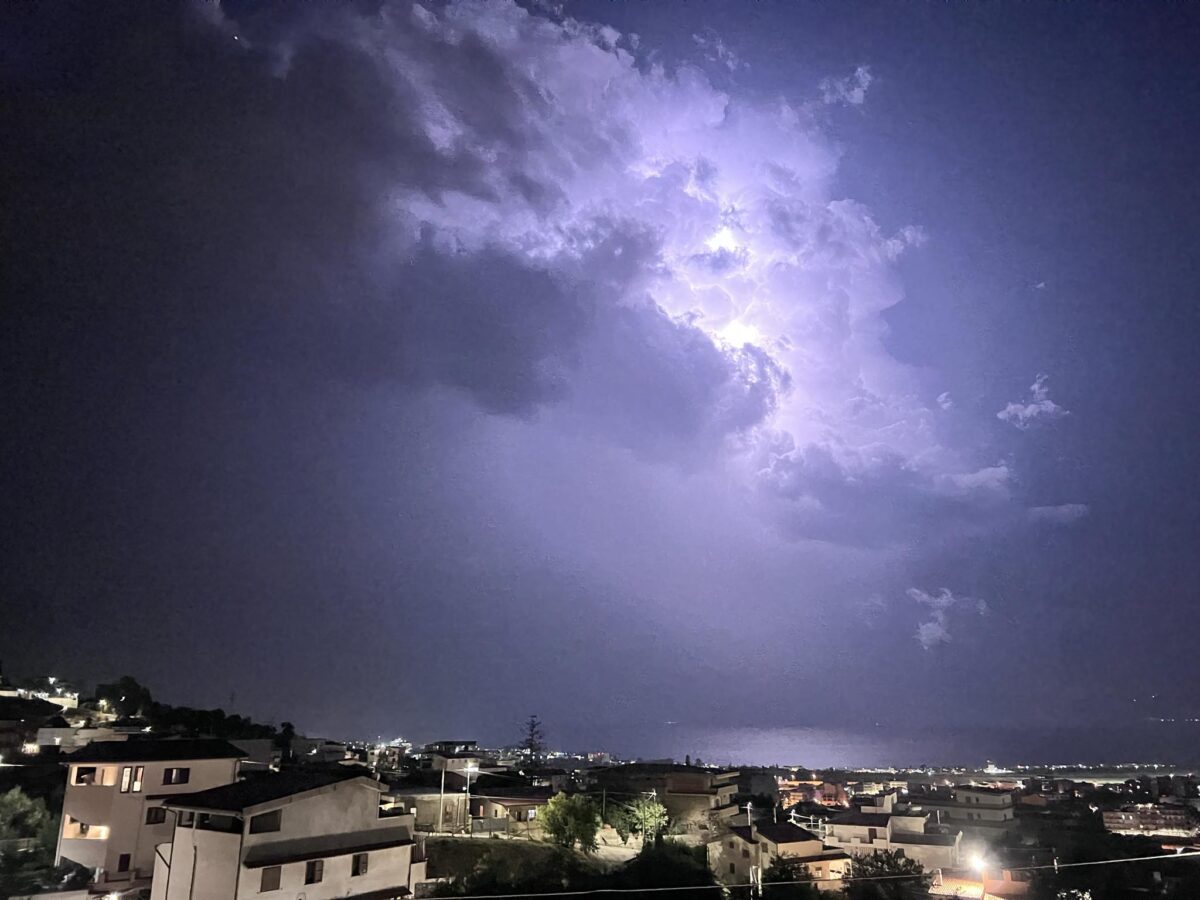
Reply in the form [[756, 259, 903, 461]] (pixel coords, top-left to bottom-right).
[[163, 771, 369, 811], [754, 822, 821, 844], [894, 831, 959, 846], [66, 738, 247, 764], [242, 825, 413, 868], [954, 785, 1015, 795]]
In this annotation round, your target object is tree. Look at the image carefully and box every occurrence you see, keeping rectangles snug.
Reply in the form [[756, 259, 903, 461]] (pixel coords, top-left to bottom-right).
[[844, 850, 929, 900], [605, 795, 669, 844], [94, 675, 153, 717], [519, 714, 545, 762], [541, 792, 600, 853], [0, 787, 50, 843], [275, 721, 296, 762], [610, 841, 717, 900], [762, 860, 821, 900], [0, 787, 89, 898]]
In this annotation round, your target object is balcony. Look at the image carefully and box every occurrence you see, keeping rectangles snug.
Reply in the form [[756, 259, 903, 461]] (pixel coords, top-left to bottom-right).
[[62, 818, 108, 841]]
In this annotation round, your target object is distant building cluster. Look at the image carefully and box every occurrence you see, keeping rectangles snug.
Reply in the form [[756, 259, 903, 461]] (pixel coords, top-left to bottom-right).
[[3, 665, 1199, 899]]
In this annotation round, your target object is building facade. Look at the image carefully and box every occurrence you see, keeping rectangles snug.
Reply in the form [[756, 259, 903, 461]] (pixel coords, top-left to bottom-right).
[[54, 738, 247, 893], [709, 821, 849, 891], [151, 771, 426, 900], [825, 793, 961, 871]]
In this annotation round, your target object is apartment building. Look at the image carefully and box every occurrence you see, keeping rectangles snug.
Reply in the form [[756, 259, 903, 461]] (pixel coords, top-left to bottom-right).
[[825, 793, 961, 870], [590, 764, 740, 829], [1103, 804, 1199, 837], [908, 784, 1018, 843], [709, 821, 849, 891], [55, 738, 247, 893], [150, 770, 425, 900]]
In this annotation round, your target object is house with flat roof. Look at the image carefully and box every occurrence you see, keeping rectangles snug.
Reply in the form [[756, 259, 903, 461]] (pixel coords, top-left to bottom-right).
[[825, 792, 961, 870], [55, 737, 247, 893], [906, 784, 1018, 845], [150, 770, 425, 900], [709, 820, 849, 891]]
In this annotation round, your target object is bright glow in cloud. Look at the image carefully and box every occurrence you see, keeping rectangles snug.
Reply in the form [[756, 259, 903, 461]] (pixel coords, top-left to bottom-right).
[[998, 374, 1069, 429]]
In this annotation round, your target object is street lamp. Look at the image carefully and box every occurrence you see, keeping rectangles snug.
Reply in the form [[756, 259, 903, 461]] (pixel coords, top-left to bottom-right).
[[971, 854, 990, 900]]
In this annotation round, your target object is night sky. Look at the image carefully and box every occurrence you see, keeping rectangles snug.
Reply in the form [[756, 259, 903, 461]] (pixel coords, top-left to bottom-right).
[[4, 1, 1200, 766]]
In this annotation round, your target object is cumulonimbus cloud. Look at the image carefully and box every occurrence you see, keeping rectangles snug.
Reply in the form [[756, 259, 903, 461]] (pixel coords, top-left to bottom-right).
[[6, 0, 1058, 551]]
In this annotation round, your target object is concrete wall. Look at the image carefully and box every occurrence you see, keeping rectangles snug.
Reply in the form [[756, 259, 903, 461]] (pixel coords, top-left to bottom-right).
[[151, 826, 242, 900]]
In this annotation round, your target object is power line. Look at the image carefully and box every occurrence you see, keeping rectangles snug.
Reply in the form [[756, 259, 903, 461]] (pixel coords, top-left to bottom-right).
[[428, 849, 1200, 900]]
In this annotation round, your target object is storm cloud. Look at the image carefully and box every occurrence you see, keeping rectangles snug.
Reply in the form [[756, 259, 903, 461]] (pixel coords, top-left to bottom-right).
[[6, 0, 1156, 757]]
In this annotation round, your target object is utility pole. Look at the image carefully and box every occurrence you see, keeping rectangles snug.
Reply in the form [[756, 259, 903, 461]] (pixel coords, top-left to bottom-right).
[[437, 767, 446, 833]]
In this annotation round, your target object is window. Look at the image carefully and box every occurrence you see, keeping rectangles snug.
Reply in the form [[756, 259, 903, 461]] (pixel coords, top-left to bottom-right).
[[117, 853, 131, 872], [120, 766, 133, 793], [146, 807, 167, 825], [305, 860, 324, 885], [729, 841, 735, 849], [742, 849, 749, 859], [132, 766, 144, 793], [352, 853, 369, 877], [163, 768, 190, 786], [729, 863, 736, 875], [260, 866, 281, 892], [179, 812, 195, 827], [528, 807, 536, 820], [249, 810, 282, 834], [75, 767, 97, 786]]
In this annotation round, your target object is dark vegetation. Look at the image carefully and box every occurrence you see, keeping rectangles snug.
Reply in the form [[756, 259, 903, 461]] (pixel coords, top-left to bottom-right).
[[430, 838, 717, 900]]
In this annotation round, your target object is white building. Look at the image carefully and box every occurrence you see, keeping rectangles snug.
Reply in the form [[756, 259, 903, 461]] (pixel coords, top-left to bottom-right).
[[825, 793, 961, 871], [151, 770, 426, 900], [907, 784, 1018, 846], [709, 821, 850, 891], [55, 738, 247, 893]]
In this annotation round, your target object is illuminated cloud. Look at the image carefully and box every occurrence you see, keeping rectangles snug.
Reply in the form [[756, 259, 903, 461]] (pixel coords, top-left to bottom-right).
[[693, 29, 744, 71], [937, 391, 954, 410], [997, 374, 1069, 429], [907, 587, 987, 650], [820, 65, 874, 106]]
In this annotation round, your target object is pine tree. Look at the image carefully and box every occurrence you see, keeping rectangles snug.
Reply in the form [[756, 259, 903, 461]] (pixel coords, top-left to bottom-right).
[[519, 714, 545, 761]]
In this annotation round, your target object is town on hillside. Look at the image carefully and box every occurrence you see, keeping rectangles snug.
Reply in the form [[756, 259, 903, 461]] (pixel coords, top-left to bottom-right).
[[1, 672, 1198, 899]]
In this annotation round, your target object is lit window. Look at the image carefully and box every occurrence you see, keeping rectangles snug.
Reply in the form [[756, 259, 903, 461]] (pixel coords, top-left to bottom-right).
[[163, 768, 190, 786], [120, 767, 133, 793], [133, 766, 144, 792]]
